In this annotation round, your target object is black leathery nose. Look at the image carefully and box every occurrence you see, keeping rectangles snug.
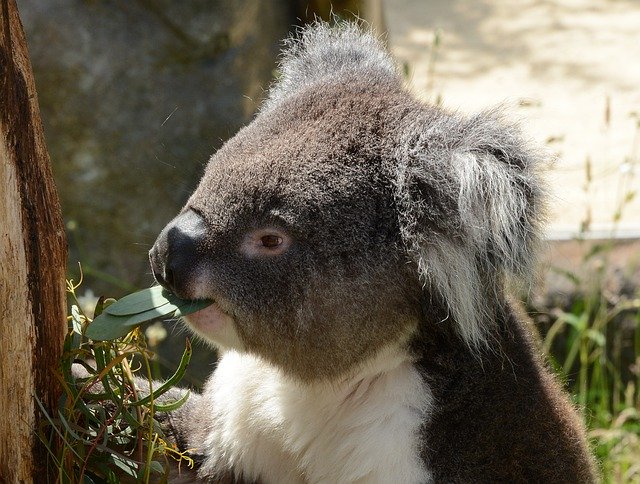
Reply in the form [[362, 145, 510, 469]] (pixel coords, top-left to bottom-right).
[[149, 209, 206, 299]]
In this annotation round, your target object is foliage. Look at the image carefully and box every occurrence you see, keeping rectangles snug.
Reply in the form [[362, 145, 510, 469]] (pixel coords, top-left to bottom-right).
[[87, 285, 211, 341], [539, 253, 640, 482], [37, 275, 194, 483]]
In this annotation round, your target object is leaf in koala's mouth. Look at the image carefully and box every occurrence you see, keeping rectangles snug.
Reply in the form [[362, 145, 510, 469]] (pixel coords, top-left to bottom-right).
[[172, 299, 215, 318], [103, 285, 170, 315], [85, 286, 213, 341]]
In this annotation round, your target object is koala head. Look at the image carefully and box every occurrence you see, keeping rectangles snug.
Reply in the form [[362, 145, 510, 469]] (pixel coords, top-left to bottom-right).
[[150, 23, 546, 381]]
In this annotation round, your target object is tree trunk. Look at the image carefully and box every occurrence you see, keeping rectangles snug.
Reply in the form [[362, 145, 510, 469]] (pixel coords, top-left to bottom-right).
[[0, 0, 67, 481]]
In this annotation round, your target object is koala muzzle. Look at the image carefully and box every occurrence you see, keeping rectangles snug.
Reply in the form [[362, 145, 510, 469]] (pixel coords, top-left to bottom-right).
[[149, 209, 206, 299]]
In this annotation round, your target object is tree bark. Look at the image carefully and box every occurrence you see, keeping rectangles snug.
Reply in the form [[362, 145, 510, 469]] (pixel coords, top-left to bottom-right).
[[0, 0, 67, 481]]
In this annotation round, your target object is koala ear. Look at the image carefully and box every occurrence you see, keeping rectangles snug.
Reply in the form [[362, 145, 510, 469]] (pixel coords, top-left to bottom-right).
[[396, 110, 547, 349], [262, 21, 401, 111]]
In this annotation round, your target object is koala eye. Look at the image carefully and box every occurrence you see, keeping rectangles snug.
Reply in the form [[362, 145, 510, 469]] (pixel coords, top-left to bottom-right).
[[240, 228, 291, 258], [260, 234, 283, 248]]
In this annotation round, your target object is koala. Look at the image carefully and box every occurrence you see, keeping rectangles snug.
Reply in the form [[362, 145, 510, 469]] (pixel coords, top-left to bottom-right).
[[147, 22, 597, 483]]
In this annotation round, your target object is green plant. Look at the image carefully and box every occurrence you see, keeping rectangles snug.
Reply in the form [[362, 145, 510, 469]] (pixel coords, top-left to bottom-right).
[[542, 281, 640, 482], [37, 275, 194, 483], [538, 114, 640, 483]]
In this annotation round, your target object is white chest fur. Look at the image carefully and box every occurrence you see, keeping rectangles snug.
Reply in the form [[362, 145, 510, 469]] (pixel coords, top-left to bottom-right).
[[196, 346, 433, 483]]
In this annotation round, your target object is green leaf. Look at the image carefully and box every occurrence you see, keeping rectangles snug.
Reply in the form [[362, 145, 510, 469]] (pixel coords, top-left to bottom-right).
[[87, 304, 181, 340], [71, 305, 83, 334], [173, 298, 214, 318], [139, 460, 165, 476], [85, 286, 212, 340], [153, 390, 191, 412], [106, 452, 140, 478], [104, 285, 169, 315], [133, 340, 192, 407], [159, 288, 212, 314], [93, 296, 105, 317], [585, 329, 606, 347]]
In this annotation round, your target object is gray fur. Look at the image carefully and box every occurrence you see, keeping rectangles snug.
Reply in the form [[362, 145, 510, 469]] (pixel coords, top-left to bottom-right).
[[266, 22, 547, 351], [395, 108, 547, 349], [263, 22, 399, 112]]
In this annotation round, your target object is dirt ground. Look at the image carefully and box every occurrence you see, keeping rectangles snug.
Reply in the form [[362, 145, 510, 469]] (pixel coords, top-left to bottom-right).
[[385, 0, 640, 240]]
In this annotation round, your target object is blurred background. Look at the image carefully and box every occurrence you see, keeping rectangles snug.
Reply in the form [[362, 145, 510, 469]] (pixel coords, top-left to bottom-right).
[[19, 1, 640, 478]]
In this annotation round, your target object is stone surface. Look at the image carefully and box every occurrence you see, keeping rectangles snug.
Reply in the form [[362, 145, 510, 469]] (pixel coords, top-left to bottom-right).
[[21, 0, 293, 293]]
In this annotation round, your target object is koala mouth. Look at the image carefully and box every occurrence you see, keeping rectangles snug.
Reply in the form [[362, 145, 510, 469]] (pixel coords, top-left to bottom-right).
[[184, 302, 231, 331], [182, 301, 238, 345]]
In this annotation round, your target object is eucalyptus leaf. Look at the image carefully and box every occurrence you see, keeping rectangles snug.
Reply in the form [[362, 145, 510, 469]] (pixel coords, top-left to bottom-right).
[[153, 390, 191, 412], [173, 298, 214, 318], [84, 312, 132, 341], [104, 285, 169, 316], [107, 453, 140, 478], [71, 305, 83, 334], [88, 303, 184, 340], [85, 286, 212, 341], [159, 287, 213, 313], [139, 460, 165, 476]]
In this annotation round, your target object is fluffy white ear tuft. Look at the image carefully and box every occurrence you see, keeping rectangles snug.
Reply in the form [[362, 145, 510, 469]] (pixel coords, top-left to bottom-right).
[[396, 109, 547, 350]]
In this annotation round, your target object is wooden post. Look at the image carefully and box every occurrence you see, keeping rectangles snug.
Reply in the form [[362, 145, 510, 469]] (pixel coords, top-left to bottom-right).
[[0, 0, 67, 481]]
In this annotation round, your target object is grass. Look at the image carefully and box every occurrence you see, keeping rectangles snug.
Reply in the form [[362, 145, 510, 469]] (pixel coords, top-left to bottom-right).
[[535, 252, 640, 482]]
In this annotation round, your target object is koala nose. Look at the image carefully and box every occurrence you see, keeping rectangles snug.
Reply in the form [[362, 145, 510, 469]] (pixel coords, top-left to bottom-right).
[[149, 209, 206, 298]]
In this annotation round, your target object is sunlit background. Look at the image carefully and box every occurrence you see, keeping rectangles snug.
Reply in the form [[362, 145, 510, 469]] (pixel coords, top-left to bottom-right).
[[19, 2, 640, 477]]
